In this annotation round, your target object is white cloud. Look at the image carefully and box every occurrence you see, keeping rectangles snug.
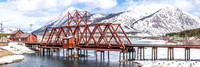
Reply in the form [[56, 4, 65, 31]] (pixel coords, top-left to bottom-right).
[[0, 0, 200, 33], [75, 0, 117, 10], [8, 0, 73, 11], [0, 0, 118, 33]]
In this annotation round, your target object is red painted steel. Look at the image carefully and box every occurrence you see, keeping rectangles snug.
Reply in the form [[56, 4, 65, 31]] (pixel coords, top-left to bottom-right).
[[40, 10, 132, 50]]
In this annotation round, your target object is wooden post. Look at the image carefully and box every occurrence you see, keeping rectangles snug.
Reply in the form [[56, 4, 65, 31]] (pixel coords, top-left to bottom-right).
[[84, 50, 86, 56], [119, 52, 121, 62], [152, 47, 154, 61], [189, 48, 190, 60], [185, 48, 186, 61], [100, 51, 102, 60], [71, 49, 72, 56], [108, 51, 109, 59], [123, 52, 125, 62], [51, 48, 53, 56], [156, 47, 157, 60], [143, 47, 145, 60], [39, 45, 41, 55], [126, 52, 128, 62], [95, 51, 97, 60], [129, 51, 131, 61], [132, 47, 134, 60], [80, 50, 82, 55], [63, 48, 65, 56], [86, 50, 88, 56], [167, 47, 169, 60], [137, 47, 139, 61], [43, 48, 45, 55], [172, 48, 174, 60], [66, 48, 69, 57], [140, 47, 142, 60], [74, 48, 78, 58]]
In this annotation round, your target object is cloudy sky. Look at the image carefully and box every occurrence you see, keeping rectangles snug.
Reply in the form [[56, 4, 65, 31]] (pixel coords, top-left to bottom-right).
[[0, 0, 200, 32]]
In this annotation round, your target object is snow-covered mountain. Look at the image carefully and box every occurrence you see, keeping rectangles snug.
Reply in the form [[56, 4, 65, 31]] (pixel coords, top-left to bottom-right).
[[33, 4, 200, 37], [2, 28, 17, 34]]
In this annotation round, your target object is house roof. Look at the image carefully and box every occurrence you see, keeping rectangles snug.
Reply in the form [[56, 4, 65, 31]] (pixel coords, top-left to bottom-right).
[[16, 33, 37, 38], [10, 30, 24, 34], [16, 34, 30, 38]]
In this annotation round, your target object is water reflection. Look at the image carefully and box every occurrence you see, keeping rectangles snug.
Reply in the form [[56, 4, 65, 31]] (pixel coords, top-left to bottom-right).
[[1, 50, 138, 67]]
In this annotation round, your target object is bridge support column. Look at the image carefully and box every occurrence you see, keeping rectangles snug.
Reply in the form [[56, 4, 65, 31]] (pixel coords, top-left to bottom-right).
[[80, 50, 82, 55], [103, 51, 105, 60], [123, 52, 125, 62], [100, 51, 102, 60], [39, 45, 41, 55], [74, 48, 78, 58], [50, 48, 52, 55], [71, 49, 73, 56], [143, 47, 145, 60], [137, 47, 145, 60], [185, 48, 190, 61], [126, 52, 128, 62], [129, 51, 131, 61], [66, 48, 69, 57], [43, 48, 45, 55], [137, 47, 139, 61], [167, 47, 174, 60], [95, 51, 97, 60], [119, 52, 121, 62], [132, 47, 135, 60], [108, 51, 109, 59], [63, 48, 65, 56], [152, 47, 157, 61], [86, 50, 88, 56]]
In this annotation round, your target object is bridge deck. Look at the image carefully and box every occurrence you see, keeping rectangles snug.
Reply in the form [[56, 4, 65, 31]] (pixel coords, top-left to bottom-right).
[[26, 42, 200, 48], [126, 44, 200, 48]]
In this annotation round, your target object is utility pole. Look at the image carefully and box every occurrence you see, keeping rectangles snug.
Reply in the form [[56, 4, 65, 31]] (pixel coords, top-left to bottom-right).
[[0, 23, 3, 42], [30, 24, 33, 42]]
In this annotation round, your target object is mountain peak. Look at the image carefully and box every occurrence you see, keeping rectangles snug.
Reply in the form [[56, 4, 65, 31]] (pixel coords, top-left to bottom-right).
[[34, 4, 200, 37], [65, 6, 82, 13]]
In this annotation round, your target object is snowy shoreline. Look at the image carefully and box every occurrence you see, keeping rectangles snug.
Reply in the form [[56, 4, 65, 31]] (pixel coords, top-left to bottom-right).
[[0, 55, 25, 65], [133, 47, 200, 67], [0, 42, 35, 65]]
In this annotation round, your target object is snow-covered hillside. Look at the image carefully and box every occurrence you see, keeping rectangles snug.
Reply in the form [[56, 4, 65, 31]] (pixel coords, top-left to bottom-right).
[[33, 4, 200, 37], [3, 28, 17, 34]]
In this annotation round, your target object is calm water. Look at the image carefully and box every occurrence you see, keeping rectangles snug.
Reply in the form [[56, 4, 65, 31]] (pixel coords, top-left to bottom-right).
[[1, 50, 139, 67]]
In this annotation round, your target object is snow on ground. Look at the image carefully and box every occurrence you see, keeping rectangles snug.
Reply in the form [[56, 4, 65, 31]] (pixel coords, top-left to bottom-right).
[[0, 42, 34, 65], [134, 47, 200, 67], [0, 42, 35, 54], [0, 55, 24, 65], [131, 39, 200, 66], [135, 61, 200, 67]]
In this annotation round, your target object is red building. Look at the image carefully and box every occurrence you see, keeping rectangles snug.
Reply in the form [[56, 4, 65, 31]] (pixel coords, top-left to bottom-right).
[[9, 30, 37, 42]]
